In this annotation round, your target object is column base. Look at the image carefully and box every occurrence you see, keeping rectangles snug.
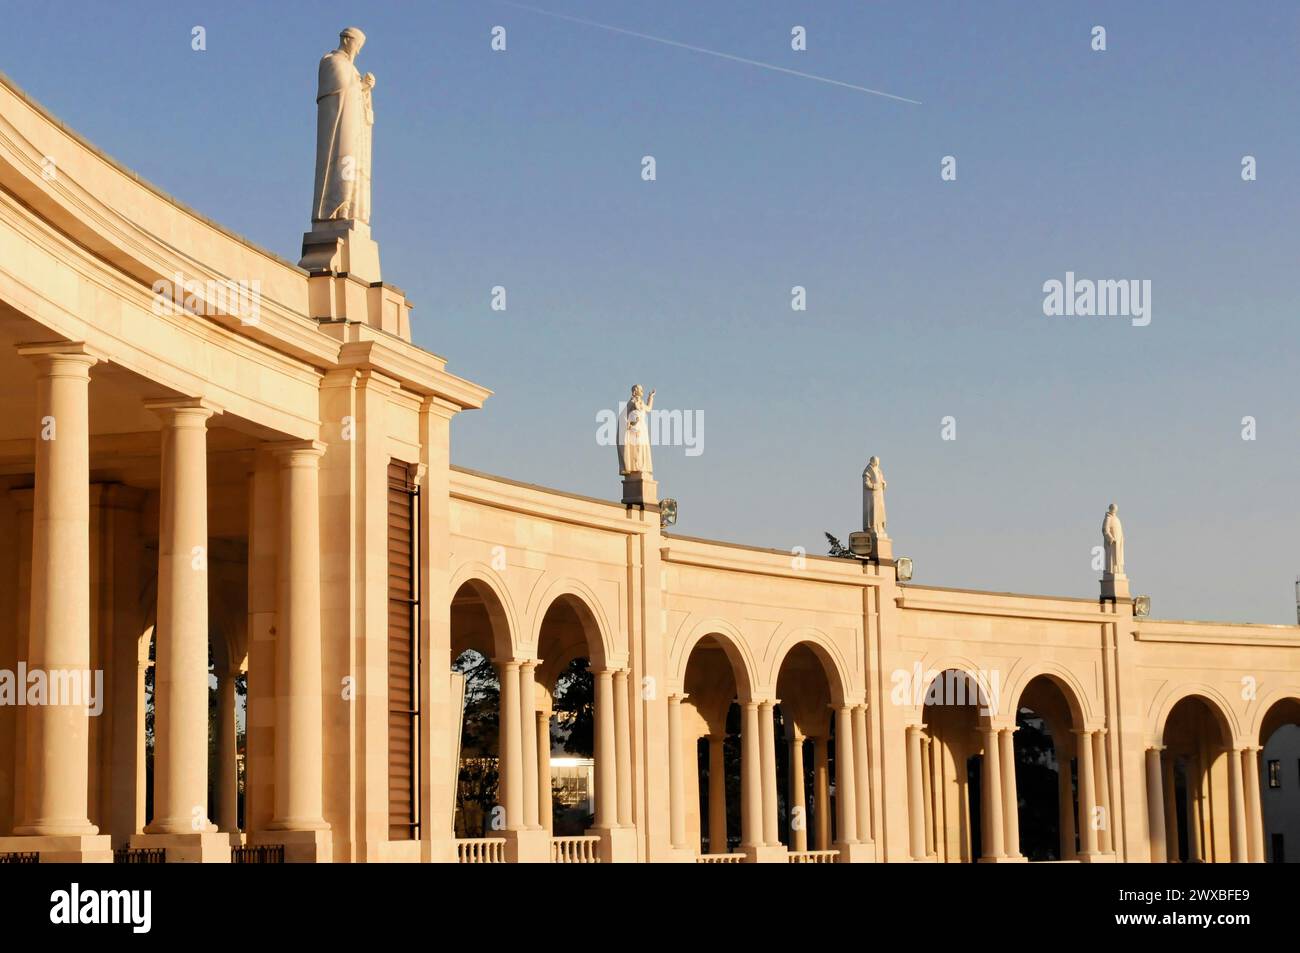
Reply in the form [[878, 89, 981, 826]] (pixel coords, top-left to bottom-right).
[[834, 840, 876, 863], [591, 825, 638, 863], [1075, 850, 1117, 864], [742, 843, 789, 863], [250, 828, 332, 863], [130, 831, 232, 863], [502, 828, 551, 863], [979, 853, 1028, 863], [0, 834, 112, 863]]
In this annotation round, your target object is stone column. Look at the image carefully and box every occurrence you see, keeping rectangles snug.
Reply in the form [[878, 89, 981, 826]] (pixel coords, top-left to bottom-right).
[[496, 660, 524, 829], [1227, 745, 1248, 862], [1162, 751, 1180, 862], [145, 400, 216, 836], [979, 726, 1004, 860], [905, 724, 926, 860], [708, 734, 727, 852], [667, 693, 687, 848], [536, 709, 552, 833], [13, 346, 98, 838], [999, 726, 1020, 859], [787, 733, 807, 851], [921, 737, 935, 857], [813, 736, 830, 850], [593, 668, 617, 829], [759, 701, 779, 846], [1185, 753, 1203, 862], [1145, 746, 1167, 863], [215, 668, 239, 833], [852, 704, 870, 841], [1075, 730, 1098, 856], [1092, 730, 1112, 853], [518, 661, 540, 829], [1058, 749, 1076, 860], [1243, 746, 1264, 863], [614, 669, 633, 828], [268, 442, 328, 833], [740, 702, 762, 848], [835, 706, 858, 844]]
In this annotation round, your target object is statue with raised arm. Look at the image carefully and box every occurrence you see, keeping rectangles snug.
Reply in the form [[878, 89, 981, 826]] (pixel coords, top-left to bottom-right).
[[863, 455, 887, 536], [619, 385, 656, 476], [1102, 503, 1125, 575], [312, 27, 374, 224]]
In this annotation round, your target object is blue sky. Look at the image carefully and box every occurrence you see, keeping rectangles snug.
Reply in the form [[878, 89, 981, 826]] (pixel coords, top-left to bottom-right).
[[4, 1, 1299, 621]]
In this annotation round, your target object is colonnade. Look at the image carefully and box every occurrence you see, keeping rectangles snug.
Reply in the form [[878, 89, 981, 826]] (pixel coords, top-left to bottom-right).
[[1146, 744, 1268, 863], [4, 342, 330, 861], [669, 695, 872, 859]]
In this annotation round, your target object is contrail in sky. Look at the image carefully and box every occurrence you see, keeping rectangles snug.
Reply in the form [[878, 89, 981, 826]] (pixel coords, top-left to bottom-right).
[[495, 1, 923, 105]]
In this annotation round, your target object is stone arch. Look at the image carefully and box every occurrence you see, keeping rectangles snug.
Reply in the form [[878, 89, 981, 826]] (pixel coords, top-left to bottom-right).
[[1004, 660, 1092, 729], [908, 655, 997, 721], [528, 578, 616, 671], [1152, 684, 1239, 747], [449, 564, 517, 660], [670, 617, 758, 702], [1249, 687, 1300, 744], [764, 627, 854, 708]]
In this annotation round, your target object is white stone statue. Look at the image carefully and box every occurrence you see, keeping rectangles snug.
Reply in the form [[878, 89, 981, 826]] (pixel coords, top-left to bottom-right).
[[619, 385, 656, 476], [863, 455, 887, 536], [312, 27, 375, 224], [1102, 503, 1124, 575]]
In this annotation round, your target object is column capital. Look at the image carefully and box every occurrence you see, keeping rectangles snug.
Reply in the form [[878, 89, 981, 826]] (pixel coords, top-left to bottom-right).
[[1146, 743, 1166, 753], [668, 691, 689, 703], [269, 439, 327, 463], [17, 341, 100, 375], [144, 396, 222, 423], [492, 657, 523, 672]]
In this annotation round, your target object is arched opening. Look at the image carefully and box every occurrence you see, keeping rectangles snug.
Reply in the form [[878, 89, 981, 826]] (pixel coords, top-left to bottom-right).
[[680, 633, 752, 857], [449, 579, 511, 839], [1257, 696, 1300, 863], [535, 594, 610, 840], [919, 668, 993, 863], [1161, 694, 1235, 862], [1011, 675, 1085, 861], [774, 643, 842, 854]]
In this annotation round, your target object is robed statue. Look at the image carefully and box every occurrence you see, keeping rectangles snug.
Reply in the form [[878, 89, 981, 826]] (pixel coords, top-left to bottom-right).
[[312, 27, 375, 224], [863, 456, 887, 536], [619, 385, 656, 476], [1102, 503, 1125, 575]]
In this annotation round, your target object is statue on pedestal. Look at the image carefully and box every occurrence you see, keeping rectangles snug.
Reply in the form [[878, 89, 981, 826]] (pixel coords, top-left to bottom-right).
[[312, 27, 374, 224], [619, 385, 656, 476], [863, 456, 887, 536], [1102, 503, 1125, 575]]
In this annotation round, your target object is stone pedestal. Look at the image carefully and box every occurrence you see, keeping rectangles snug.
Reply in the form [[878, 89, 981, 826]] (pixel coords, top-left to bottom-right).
[[743, 843, 789, 864], [1100, 573, 1130, 601], [835, 840, 876, 863], [621, 474, 658, 507], [848, 531, 891, 561], [0, 834, 112, 863], [130, 831, 232, 863], [299, 219, 381, 283], [502, 827, 550, 863], [593, 825, 639, 863], [251, 827, 332, 864]]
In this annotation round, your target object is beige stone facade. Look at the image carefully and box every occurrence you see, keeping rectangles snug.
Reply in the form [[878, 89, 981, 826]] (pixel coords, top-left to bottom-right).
[[0, 71, 1297, 864]]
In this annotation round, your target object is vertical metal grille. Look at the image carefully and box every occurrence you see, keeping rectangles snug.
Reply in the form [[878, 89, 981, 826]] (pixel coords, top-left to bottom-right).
[[387, 461, 420, 840]]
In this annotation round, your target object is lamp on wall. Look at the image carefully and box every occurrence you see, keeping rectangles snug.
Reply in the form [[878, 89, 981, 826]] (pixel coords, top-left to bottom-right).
[[1134, 595, 1151, 618], [660, 498, 678, 528], [895, 556, 914, 582]]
